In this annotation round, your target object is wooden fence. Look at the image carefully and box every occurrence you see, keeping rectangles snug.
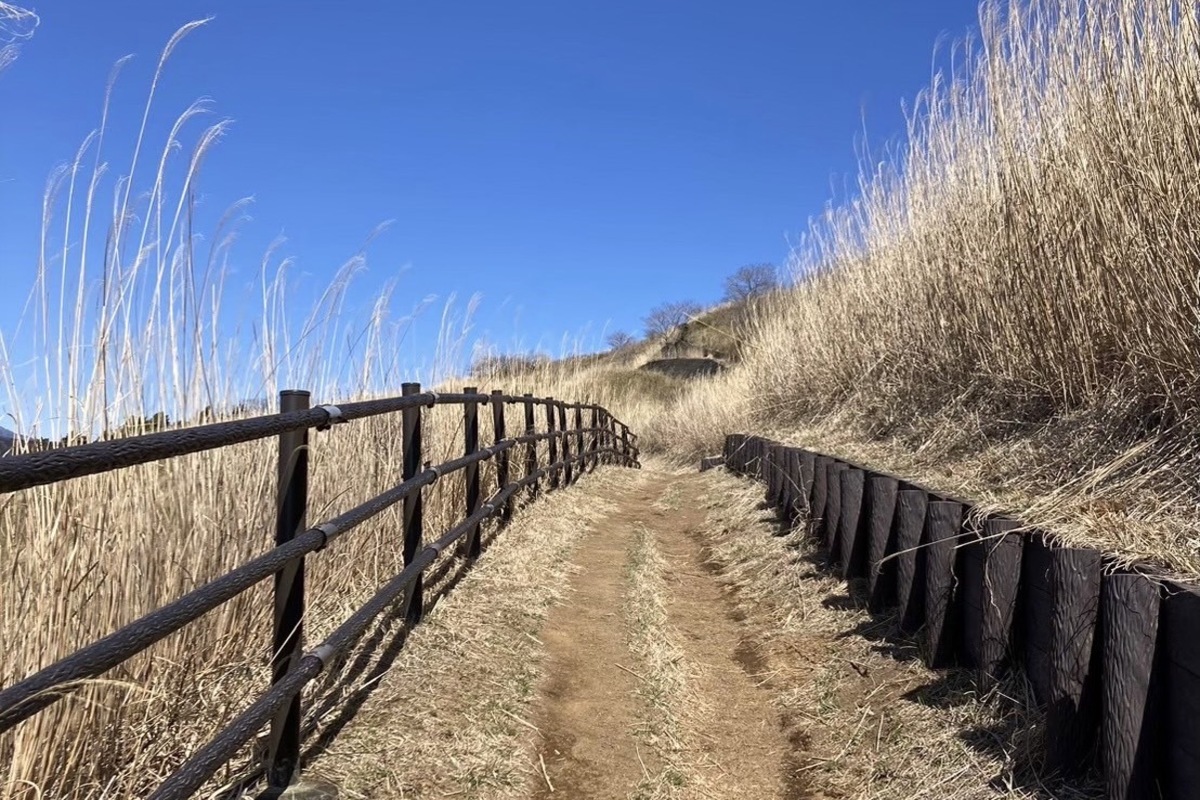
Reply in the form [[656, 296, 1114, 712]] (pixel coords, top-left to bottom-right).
[[0, 385, 640, 799], [722, 433, 1196, 800]]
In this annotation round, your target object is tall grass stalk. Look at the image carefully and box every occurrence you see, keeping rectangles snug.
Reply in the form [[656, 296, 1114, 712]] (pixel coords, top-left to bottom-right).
[[647, 0, 1200, 571], [0, 21, 515, 798]]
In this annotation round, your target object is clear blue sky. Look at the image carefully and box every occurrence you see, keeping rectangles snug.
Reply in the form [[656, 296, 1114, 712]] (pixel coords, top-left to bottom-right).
[[0, 1, 979, 386]]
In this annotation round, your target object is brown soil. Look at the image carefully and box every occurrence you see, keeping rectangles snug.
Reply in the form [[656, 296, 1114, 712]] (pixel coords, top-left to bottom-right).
[[530, 471, 808, 799]]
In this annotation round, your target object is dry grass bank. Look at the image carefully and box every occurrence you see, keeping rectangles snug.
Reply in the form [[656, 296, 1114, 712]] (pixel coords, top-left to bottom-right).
[[641, 0, 1200, 575]]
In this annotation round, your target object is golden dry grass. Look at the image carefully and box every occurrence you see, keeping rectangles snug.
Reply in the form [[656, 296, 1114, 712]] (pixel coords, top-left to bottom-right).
[[301, 468, 623, 799], [623, 521, 690, 799], [640, 0, 1200, 575]]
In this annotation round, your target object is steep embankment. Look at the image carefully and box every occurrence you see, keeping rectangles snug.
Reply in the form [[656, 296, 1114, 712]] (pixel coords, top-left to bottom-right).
[[635, 0, 1200, 577]]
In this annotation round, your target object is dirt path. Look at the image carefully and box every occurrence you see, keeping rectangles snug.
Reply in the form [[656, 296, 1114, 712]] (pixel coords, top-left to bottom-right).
[[531, 470, 801, 799]]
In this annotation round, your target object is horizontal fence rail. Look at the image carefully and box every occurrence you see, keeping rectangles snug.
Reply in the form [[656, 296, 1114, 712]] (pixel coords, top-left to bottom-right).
[[0, 385, 640, 799], [720, 433, 1197, 800]]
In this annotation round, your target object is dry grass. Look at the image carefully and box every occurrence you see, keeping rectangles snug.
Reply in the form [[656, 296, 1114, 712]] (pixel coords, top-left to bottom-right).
[[301, 469, 622, 799], [10, 0, 1200, 795], [640, 0, 1200, 575], [692, 468, 1104, 800], [0, 19, 595, 799], [624, 521, 691, 799]]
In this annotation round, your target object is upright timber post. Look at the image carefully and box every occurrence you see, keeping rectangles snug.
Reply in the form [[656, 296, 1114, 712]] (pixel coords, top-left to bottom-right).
[[589, 406, 600, 471], [558, 401, 573, 485], [463, 387, 482, 558], [267, 389, 310, 790], [491, 390, 512, 521], [401, 382, 425, 624], [523, 393, 538, 498], [574, 405, 585, 476], [545, 397, 559, 489]]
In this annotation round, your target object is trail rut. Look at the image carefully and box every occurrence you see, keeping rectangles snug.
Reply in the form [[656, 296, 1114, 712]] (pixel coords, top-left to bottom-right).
[[530, 470, 805, 799]]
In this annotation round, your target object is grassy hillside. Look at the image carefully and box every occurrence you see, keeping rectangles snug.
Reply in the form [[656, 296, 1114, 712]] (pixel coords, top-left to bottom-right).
[[632, 0, 1200, 575]]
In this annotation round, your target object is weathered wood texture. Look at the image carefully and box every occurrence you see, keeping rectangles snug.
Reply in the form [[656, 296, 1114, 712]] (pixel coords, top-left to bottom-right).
[[824, 463, 847, 556], [865, 475, 899, 613], [894, 489, 929, 633], [810, 456, 831, 540], [1102, 573, 1164, 800], [977, 519, 1023, 687], [923, 501, 963, 669], [1022, 531, 1055, 704], [837, 469, 866, 579], [1045, 547, 1104, 775]]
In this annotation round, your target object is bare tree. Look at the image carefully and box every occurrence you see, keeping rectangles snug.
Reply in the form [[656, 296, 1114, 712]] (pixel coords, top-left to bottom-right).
[[723, 263, 778, 303], [606, 331, 637, 351], [644, 301, 703, 338]]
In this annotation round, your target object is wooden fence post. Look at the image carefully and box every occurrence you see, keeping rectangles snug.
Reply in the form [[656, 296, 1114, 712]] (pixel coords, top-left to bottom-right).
[[267, 389, 309, 790], [865, 475, 900, 613], [589, 406, 599, 471], [1045, 547, 1104, 775], [401, 382, 425, 624], [464, 387, 482, 558], [837, 468, 866, 577], [558, 402, 573, 485], [491, 390, 512, 522], [523, 393, 538, 498], [574, 405, 585, 475], [545, 397, 559, 489], [809, 456, 830, 539], [1101, 573, 1164, 799], [895, 489, 929, 632], [924, 501, 964, 668], [974, 518, 1023, 687]]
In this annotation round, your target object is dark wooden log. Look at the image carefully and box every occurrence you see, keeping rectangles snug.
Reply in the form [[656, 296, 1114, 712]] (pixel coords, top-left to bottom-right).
[[1102, 572, 1164, 800], [799, 451, 816, 513], [784, 448, 803, 525], [809, 456, 831, 541], [977, 519, 1024, 688], [837, 469, 866, 579], [923, 501, 964, 668], [776, 445, 793, 520], [774, 444, 789, 514], [1021, 531, 1055, 704], [699, 455, 723, 472], [866, 475, 900, 613], [958, 518, 985, 669], [895, 489, 929, 633], [824, 463, 848, 557], [726, 434, 747, 473], [764, 443, 780, 508], [1045, 546, 1104, 776], [1161, 582, 1200, 797]]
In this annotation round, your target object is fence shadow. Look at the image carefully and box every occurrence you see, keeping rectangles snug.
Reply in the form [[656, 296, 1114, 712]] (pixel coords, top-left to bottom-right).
[[219, 501, 532, 799]]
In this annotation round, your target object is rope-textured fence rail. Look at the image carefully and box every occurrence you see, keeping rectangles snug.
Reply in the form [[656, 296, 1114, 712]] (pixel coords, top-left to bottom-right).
[[0, 384, 639, 799], [720, 433, 1198, 800]]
